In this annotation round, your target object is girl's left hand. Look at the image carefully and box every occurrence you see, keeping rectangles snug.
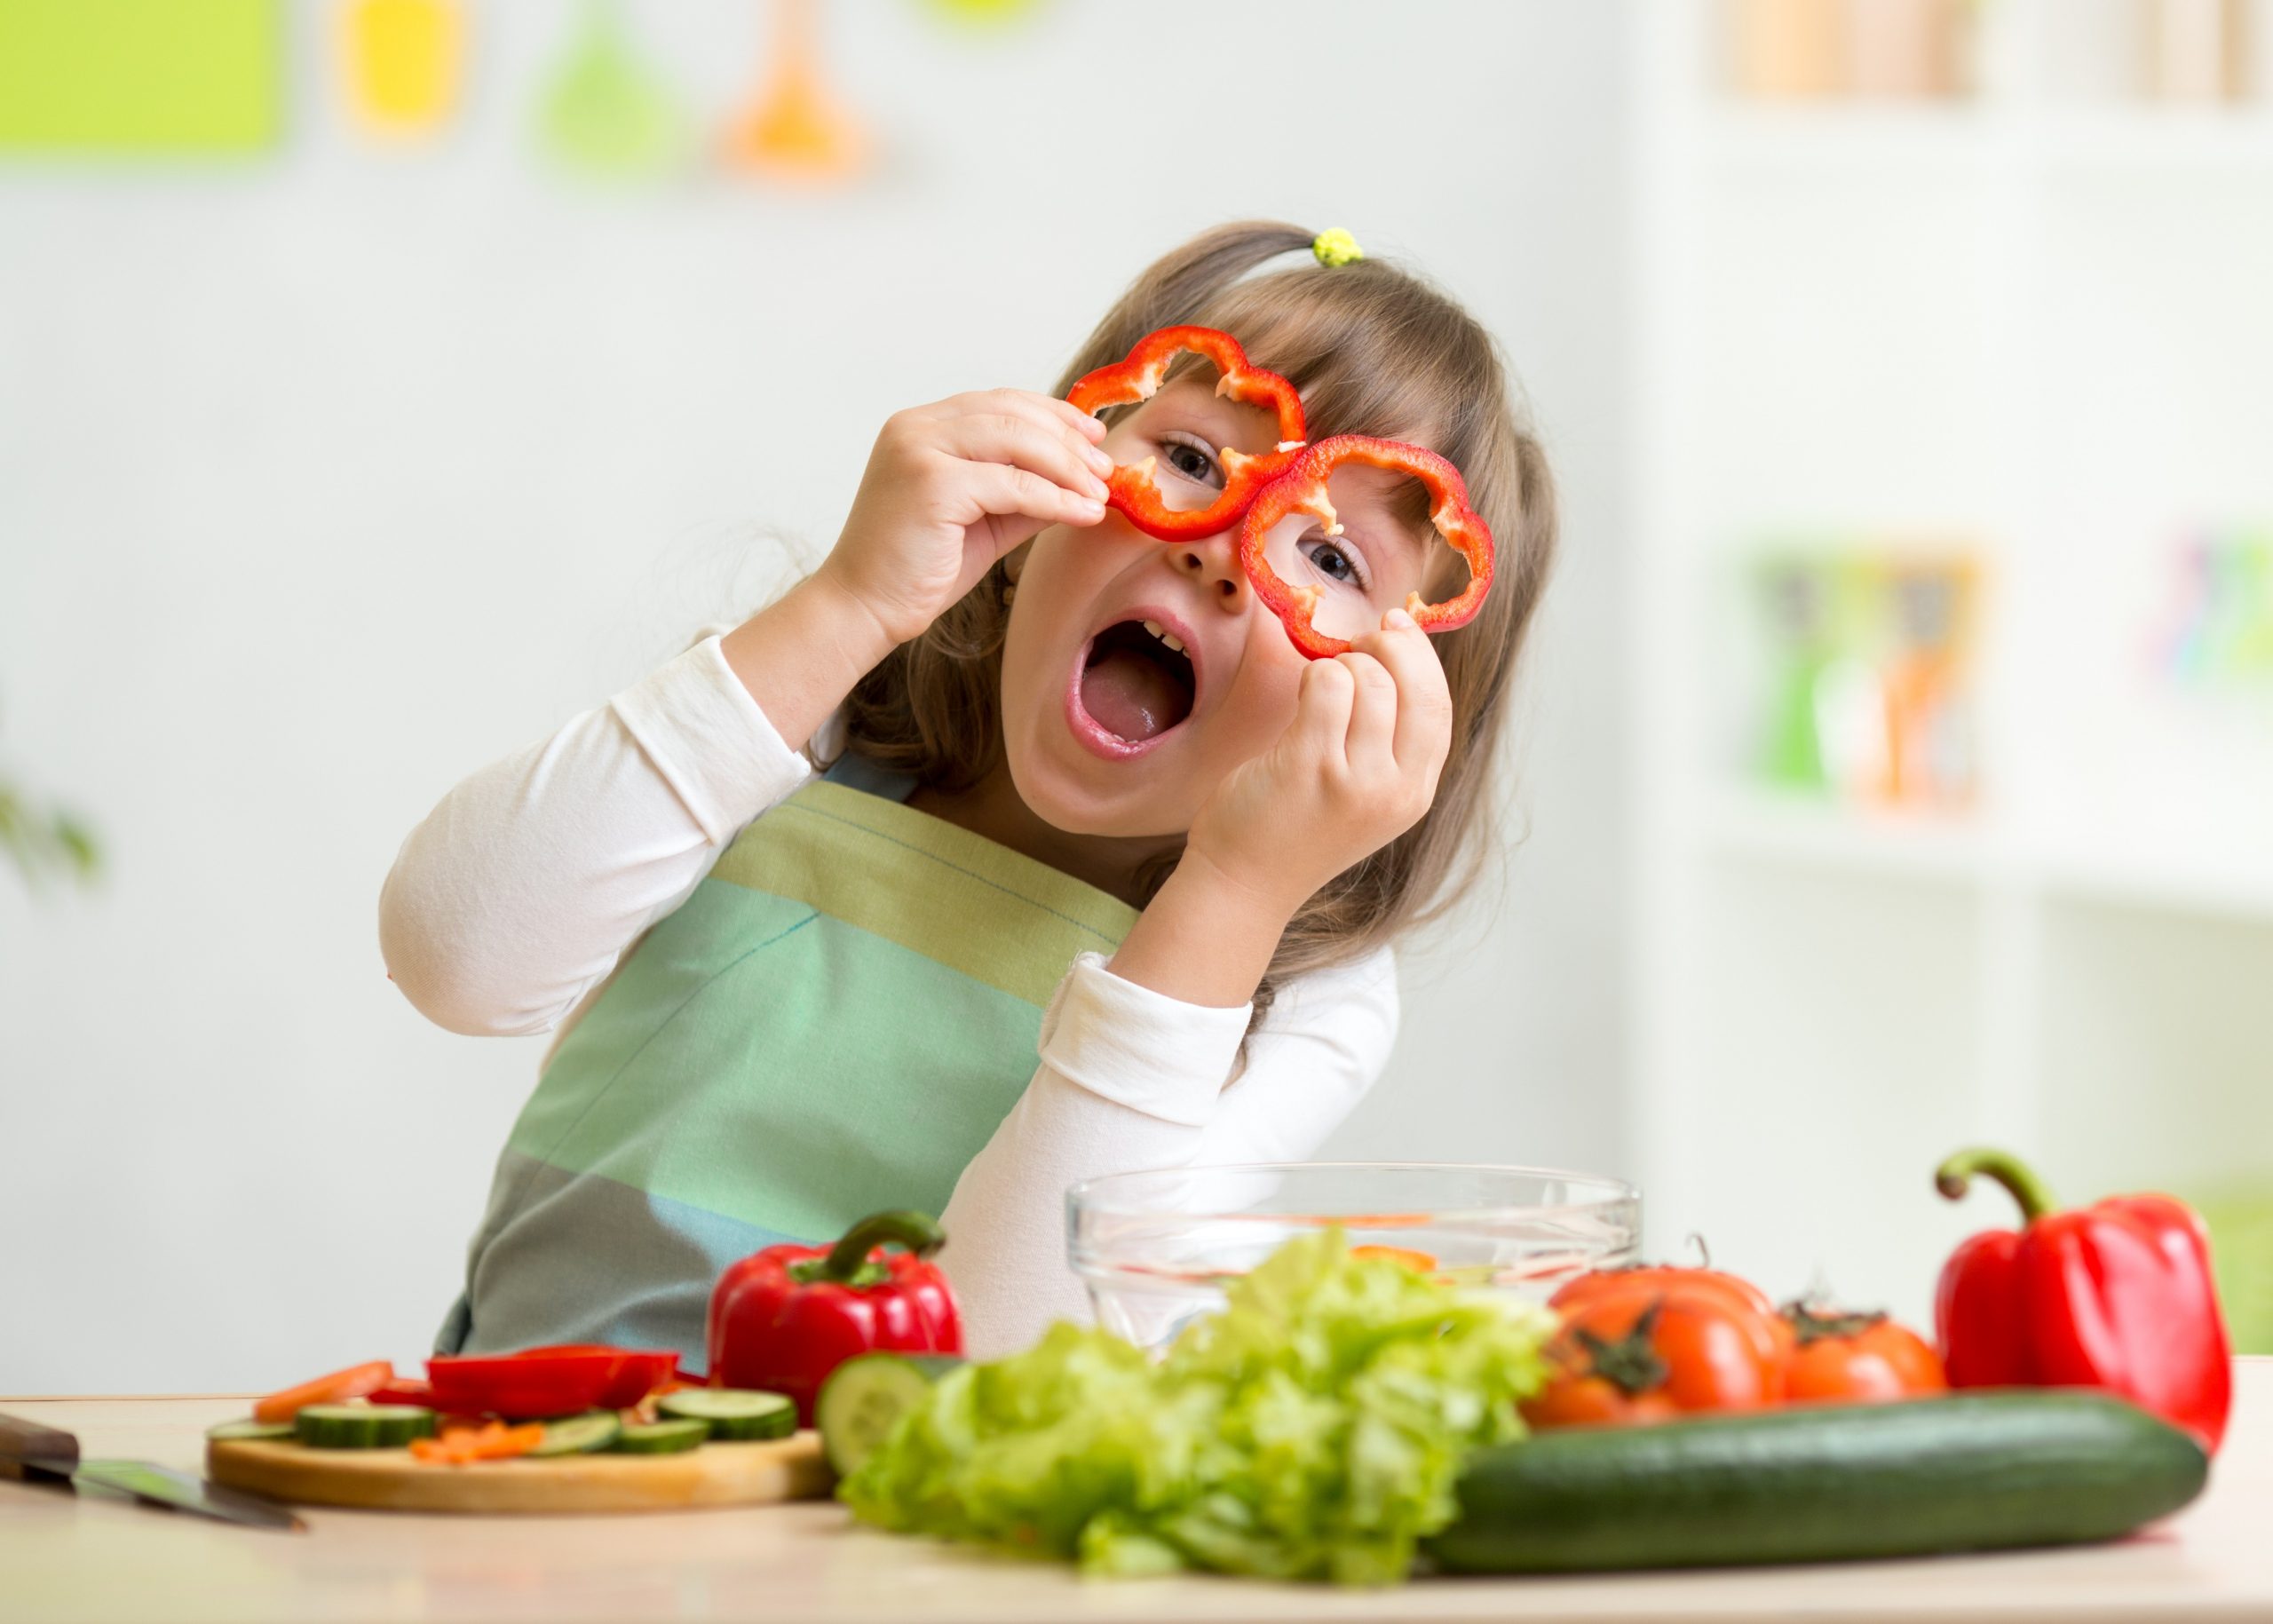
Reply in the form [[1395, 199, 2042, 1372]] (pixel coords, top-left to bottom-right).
[[1184, 608, 1454, 921]]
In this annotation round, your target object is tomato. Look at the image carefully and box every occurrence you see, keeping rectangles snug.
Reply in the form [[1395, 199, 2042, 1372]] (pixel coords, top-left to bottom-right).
[[1552, 1264, 1780, 1325], [253, 1360, 395, 1424], [1520, 1371, 1682, 1429], [1522, 1267, 1793, 1430], [1782, 1303, 1948, 1403]]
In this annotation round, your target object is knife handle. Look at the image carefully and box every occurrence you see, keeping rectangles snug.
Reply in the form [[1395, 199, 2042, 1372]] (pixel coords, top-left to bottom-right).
[[0, 1412, 82, 1475]]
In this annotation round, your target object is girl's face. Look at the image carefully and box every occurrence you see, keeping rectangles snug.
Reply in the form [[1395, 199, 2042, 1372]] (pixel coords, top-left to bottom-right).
[[998, 379, 1440, 839]]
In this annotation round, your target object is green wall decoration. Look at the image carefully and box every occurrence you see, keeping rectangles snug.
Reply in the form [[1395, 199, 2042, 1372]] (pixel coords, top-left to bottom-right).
[[0, 0, 281, 154]]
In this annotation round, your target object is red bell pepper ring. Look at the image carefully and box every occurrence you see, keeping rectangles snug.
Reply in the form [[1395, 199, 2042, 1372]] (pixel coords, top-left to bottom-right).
[[1935, 1147, 2232, 1453], [1237, 434, 1496, 661], [1065, 325, 1308, 543], [425, 1345, 677, 1419], [706, 1209, 962, 1427]]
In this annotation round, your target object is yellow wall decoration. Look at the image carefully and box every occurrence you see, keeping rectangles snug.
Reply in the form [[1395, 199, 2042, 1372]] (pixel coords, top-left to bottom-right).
[[342, 0, 463, 139], [0, 0, 281, 154]]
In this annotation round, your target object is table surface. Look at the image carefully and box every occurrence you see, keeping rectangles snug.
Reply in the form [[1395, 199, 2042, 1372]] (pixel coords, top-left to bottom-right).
[[5, 1359, 2269, 1624]]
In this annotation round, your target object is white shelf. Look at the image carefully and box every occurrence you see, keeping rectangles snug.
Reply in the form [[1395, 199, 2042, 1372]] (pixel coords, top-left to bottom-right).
[[1700, 789, 1995, 886], [1695, 103, 2273, 175], [1628, 0, 2273, 1325], [1699, 788, 2273, 924]]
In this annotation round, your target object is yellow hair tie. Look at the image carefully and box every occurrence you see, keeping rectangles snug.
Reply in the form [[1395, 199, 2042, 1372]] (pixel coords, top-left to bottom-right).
[[1311, 227, 1364, 267]]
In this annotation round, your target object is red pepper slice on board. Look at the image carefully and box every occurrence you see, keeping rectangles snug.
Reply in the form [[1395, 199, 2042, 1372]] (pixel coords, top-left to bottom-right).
[[425, 1345, 677, 1419], [363, 1377, 437, 1410], [706, 1209, 962, 1427], [1066, 325, 1307, 543], [1237, 435, 1496, 661], [1935, 1147, 2232, 1453]]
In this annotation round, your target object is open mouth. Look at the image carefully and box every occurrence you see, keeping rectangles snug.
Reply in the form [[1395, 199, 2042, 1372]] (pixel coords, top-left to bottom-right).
[[1069, 615, 1198, 757]]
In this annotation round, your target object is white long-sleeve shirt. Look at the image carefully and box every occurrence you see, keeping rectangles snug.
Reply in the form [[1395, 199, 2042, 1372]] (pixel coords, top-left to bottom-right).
[[379, 631, 1398, 1356]]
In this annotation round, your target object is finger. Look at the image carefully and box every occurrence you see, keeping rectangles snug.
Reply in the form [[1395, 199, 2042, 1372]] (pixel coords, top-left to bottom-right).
[[1293, 656, 1356, 772], [941, 414, 1111, 504], [1337, 652, 1399, 773], [935, 388, 1112, 454], [1359, 607, 1453, 773], [958, 459, 1107, 534]]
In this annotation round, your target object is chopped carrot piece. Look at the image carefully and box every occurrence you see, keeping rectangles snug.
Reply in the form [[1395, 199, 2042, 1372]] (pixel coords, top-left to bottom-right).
[[411, 1420, 544, 1465], [253, 1360, 396, 1424]]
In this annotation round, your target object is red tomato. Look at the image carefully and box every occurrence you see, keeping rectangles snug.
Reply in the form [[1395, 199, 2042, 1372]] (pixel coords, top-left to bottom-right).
[[1782, 1304, 1948, 1403], [1523, 1267, 1794, 1430]]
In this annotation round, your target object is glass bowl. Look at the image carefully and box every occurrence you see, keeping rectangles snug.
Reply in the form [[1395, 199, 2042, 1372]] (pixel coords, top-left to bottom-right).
[[1066, 1161, 1642, 1352]]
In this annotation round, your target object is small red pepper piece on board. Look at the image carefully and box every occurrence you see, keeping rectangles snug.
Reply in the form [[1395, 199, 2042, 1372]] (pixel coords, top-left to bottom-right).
[[1066, 325, 1308, 543], [706, 1209, 962, 1427], [1236, 435, 1497, 660], [1935, 1147, 2232, 1453]]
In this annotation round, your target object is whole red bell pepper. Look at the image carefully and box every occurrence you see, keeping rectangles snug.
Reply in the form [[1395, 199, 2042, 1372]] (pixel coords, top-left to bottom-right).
[[706, 1209, 962, 1425], [1935, 1147, 2231, 1453]]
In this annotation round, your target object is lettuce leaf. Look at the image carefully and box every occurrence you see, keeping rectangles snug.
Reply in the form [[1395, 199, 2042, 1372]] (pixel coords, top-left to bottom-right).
[[839, 1229, 1554, 1585]]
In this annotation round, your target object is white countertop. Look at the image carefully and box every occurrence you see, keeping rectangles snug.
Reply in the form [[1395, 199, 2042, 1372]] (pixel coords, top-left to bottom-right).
[[4, 1359, 2269, 1623]]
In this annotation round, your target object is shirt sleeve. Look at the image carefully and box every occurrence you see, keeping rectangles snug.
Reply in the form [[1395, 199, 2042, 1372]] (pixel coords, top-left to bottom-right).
[[936, 946, 1399, 1358], [377, 631, 815, 1037]]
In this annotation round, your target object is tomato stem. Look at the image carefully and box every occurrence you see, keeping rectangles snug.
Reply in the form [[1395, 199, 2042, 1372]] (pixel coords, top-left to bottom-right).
[[1574, 1302, 1671, 1397]]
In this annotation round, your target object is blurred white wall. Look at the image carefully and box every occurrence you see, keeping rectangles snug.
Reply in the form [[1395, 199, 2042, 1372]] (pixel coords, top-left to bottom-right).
[[0, 1, 1632, 1391]]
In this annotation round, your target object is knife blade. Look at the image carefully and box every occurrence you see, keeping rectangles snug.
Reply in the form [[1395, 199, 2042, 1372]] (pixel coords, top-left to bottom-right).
[[0, 1413, 304, 1533]]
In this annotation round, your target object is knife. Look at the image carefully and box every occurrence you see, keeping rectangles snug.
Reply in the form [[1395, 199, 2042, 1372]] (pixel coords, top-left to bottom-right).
[[0, 1413, 305, 1533]]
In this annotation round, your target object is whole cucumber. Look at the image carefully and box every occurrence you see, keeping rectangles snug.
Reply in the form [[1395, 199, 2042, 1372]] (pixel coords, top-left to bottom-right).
[[1429, 1390, 2208, 1574]]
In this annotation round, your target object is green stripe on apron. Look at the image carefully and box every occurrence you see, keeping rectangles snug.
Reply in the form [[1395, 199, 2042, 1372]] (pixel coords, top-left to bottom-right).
[[441, 780, 1138, 1360]]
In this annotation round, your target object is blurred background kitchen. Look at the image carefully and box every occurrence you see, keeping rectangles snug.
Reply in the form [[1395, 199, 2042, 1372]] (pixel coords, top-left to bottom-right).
[[2, 0, 2267, 1393]]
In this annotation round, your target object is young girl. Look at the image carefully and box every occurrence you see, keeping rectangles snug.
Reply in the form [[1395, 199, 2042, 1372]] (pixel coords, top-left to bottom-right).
[[380, 221, 1557, 1361]]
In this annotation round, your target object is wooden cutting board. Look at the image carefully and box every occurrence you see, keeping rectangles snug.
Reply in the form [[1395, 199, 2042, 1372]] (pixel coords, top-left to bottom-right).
[[206, 1430, 829, 1514]]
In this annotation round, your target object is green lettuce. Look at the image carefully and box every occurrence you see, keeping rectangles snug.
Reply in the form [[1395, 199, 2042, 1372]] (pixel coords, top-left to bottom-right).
[[840, 1230, 1554, 1585]]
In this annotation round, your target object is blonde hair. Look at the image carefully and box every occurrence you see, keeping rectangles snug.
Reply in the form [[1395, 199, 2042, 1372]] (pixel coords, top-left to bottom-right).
[[836, 221, 1559, 1019]]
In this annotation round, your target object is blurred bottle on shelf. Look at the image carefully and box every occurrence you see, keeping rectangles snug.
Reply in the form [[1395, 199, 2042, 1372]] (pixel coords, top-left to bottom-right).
[[1729, 0, 1846, 98], [2142, 0, 2253, 102], [1725, 0, 1972, 100], [1881, 558, 1979, 807], [2158, 530, 2273, 688], [1744, 550, 1983, 810]]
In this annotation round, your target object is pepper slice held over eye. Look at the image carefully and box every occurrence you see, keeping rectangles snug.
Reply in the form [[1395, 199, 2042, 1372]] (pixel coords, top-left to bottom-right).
[[1237, 435, 1497, 661], [1066, 325, 1307, 543]]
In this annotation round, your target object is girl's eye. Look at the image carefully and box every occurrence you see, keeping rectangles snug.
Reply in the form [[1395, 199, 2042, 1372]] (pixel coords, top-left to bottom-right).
[[1299, 535, 1371, 591], [1157, 432, 1223, 490]]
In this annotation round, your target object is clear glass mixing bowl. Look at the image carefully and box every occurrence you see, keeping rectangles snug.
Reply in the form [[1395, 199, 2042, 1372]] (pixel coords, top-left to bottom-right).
[[1066, 1161, 1643, 1352]]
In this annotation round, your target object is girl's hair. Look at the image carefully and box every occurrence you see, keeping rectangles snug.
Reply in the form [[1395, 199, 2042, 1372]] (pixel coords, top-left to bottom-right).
[[836, 220, 1559, 1020]]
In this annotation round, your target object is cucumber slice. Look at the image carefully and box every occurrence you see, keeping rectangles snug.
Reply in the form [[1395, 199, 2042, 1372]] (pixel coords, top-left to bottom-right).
[[529, 1411, 622, 1457], [293, 1404, 438, 1449], [659, 1388, 795, 1441], [610, 1419, 709, 1454], [816, 1352, 962, 1477], [206, 1418, 297, 1443]]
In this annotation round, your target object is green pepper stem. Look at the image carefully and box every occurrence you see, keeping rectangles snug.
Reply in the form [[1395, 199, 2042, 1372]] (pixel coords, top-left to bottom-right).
[[817, 1209, 946, 1285], [1935, 1148, 2059, 1223]]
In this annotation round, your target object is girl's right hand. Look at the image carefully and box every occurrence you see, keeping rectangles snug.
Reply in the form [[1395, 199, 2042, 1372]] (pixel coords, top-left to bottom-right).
[[817, 391, 1114, 648]]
